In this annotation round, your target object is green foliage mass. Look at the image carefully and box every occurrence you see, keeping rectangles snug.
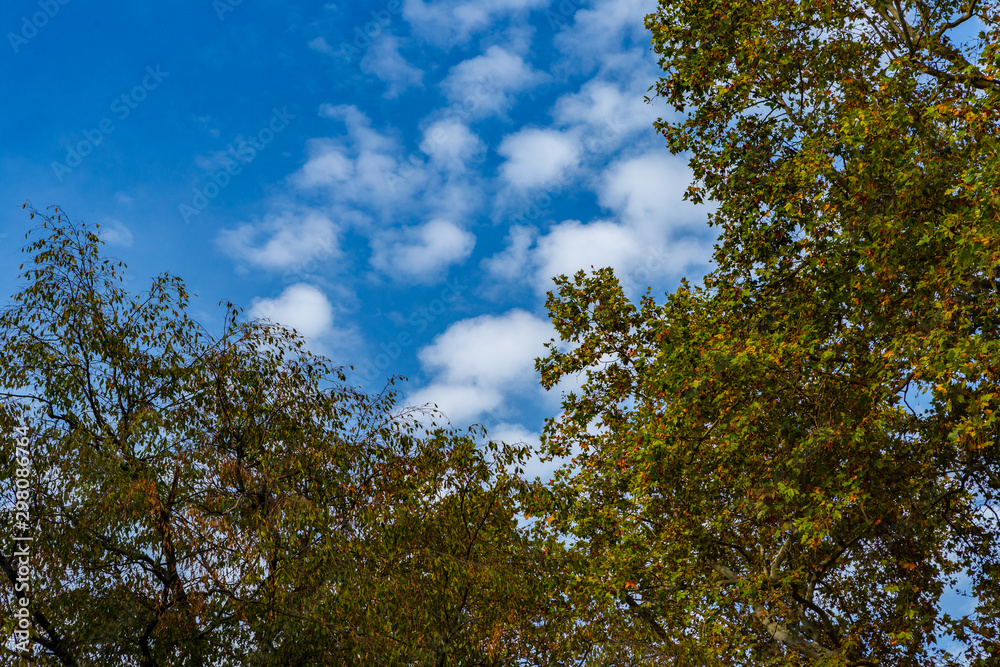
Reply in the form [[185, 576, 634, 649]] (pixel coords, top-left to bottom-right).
[[0, 206, 587, 666], [532, 0, 1000, 664], [4, 0, 1000, 664]]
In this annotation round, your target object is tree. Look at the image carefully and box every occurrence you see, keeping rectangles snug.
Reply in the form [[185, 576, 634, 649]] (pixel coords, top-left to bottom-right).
[[533, 0, 1000, 664], [0, 205, 573, 666]]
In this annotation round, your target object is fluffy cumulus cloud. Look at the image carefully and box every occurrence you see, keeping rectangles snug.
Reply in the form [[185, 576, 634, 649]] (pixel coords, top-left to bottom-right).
[[533, 220, 714, 293], [403, 0, 549, 45], [486, 70, 663, 218], [216, 209, 339, 271], [249, 283, 335, 340], [552, 75, 660, 140], [420, 119, 484, 172], [530, 224, 714, 296], [484, 150, 716, 294], [293, 104, 416, 211], [409, 309, 554, 423], [360, 35, 424, 98], [481, 225, 536, 281], [497, 128, 581, 189], [294, 140, 353, 188], [98, 219, 134, 247], [440, 46, 548, 119], [227, 103, 489, 286], [599, 152, 702, 232], [290, 105, 485, 225], [532, 218, 645, 284], [553, 0, 657, 70], [370, 219, 476, 283]]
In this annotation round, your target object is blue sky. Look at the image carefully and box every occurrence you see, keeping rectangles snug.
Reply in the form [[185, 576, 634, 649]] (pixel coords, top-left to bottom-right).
[[0, 0, 717, 478]]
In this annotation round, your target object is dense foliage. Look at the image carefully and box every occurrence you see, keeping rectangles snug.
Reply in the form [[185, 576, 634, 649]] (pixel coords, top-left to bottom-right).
[[5, 0, 1000, 664], [533, 0, 1000, 664], [0, 206, 584, 666]]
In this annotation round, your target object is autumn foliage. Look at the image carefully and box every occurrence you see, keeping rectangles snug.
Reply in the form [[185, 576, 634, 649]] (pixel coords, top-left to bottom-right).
[[0, 207, 581, 666], [4, 0, 1000, 664], [532, 0, 1000, 664]]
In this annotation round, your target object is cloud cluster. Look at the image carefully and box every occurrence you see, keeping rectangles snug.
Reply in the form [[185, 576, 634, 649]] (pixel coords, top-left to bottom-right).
[[440, 46, 549, 119], [498, 128, 580, 189], [404, 0, 549, 46], [212, 0, 717, 469], [249, 283, 335, 340], [486, 151, 715, 295], [553, 0, 658, 73], [217, 209, 339, 272], [408, 309, 554, 423], [218, 103, 487, 284], [371, 219, 476, 284]]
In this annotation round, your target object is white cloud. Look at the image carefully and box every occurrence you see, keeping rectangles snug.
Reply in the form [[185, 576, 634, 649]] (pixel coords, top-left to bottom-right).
[[552, 76, 659, 140], [360, 35, 424, 98], [554, 0, 656, 69], [440, 46, 548, 119], [216, 209, 339, 271], [308, 36, 335, 55], [370, 219, 476, 283], [488, 422, 561, 482], [403, 0, 548, 46], [420, 119, 484, 172], [481, 224, 535, 280], [294, 105, 426, 211], [486, 217, 714, 296], [99, 219, 133, 247], [533, 218, 645, 285], [599, 152, 701, 233], [489, 421, 538, 448], [249, 283, 334, 340], [539, 220, 715, 294], [292, 104, 484, 225], [498, 128, 581, 189], [418, 309, 550, 386], [409, 309, 554, 423], [414, 384, 503, 425], [249, 105, 485, 286], [427, 181, 485, 223], [294, 140, 353, 187], [483, 149, 715, 293]]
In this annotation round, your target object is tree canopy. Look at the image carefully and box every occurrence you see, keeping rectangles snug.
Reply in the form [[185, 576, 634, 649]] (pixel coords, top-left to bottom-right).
[[4, 0, 1000, 664], [0, 206, 587, 666], [533, 0, 1000, 664]]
